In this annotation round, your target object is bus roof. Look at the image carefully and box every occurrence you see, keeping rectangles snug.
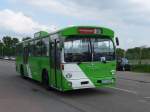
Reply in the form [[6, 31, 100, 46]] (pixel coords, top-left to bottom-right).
[[34, 31, 49, 38], [17, 26, 114, 45], [59, 26, 114, 37]]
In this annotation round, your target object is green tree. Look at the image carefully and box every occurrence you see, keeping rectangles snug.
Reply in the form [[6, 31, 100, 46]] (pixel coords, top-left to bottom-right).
[[2, 36, 12, 47], [141, 47, 150, 59], [0, 40, 4, 57], [116, 48, 125, 58], [12, 38, 19, 56], [2, 36, 12, 56], [12, 38, 19, 46], [2, 36, 20, 56], [126, 47, 141, 60]]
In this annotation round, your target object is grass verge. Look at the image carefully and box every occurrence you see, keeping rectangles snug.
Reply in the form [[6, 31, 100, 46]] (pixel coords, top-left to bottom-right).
[[131, 64, 150, 73]]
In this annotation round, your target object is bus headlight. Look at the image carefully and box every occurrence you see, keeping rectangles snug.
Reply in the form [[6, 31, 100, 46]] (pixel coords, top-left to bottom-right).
[[66, 73, 72, 79], [111, 70, 116, 75], [68, 81, 72, 87]]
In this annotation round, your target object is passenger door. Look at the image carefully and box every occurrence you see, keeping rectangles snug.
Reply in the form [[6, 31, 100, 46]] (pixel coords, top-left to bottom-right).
[[50, 39, 61, 89]]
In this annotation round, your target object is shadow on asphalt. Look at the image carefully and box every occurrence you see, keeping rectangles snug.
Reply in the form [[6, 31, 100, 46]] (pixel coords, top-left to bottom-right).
[[16, 75, 113, 97], [53, 88, 112, 97]]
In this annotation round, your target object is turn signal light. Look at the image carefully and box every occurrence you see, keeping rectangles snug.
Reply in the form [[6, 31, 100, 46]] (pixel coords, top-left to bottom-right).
[[61, 64, 64, 70]]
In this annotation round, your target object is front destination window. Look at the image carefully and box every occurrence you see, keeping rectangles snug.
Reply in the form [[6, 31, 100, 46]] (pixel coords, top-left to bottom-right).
[[64, 37, 115, 62]]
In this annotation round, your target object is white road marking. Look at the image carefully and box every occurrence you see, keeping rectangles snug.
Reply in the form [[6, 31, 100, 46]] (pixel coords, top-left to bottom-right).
[[144, 97, 150, 99], [138, 100, 147, 103], [110, 87, 138, 94]]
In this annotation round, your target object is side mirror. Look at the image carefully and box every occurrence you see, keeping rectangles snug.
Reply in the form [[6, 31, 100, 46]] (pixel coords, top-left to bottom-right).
[[115, 37, 119, 46]]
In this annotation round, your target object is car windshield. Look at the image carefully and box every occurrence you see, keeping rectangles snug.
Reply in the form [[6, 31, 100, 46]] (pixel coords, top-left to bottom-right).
[[64, 36, 115, 62]]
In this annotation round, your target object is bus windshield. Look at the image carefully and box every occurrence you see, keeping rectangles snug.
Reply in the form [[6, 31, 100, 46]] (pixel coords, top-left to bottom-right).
[[64, 37, 115, 62]]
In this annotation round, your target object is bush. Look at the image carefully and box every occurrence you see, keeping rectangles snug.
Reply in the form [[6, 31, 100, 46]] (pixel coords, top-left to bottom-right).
[[131, 64, 150, 73]]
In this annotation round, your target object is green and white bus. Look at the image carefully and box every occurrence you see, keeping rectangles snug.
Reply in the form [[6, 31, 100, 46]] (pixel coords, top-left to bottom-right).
[[16, 26, 119, 91]]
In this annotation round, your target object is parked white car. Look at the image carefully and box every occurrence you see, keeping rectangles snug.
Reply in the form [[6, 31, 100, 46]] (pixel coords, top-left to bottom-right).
[[4, 56, 9, 60]]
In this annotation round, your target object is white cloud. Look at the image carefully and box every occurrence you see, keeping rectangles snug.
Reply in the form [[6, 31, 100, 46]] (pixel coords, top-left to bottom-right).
[[21, 0, 104, 18], [21, 0, 127, 28], [130, 0, 150, 11], [0, 9, 55, 34], [3, 0, 150, 48]]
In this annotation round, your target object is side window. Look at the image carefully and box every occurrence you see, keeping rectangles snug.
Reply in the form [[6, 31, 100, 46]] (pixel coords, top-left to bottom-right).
[[56, 41, 61, 69], [23, 46, 29, 64], [50, 41, 55, 68], [23, 43, 29, 56], [41, 38, 49, 56], [29, 41, 34, 56], [34, 40, 42, 56], [16, 44, 23, 56]]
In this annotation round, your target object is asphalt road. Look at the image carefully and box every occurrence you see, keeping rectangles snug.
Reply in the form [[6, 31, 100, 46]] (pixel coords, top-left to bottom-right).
[[0, 60, 150, 112]]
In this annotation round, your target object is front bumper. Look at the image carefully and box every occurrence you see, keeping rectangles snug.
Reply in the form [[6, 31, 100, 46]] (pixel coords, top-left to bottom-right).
[[65, 77, 116, 90]]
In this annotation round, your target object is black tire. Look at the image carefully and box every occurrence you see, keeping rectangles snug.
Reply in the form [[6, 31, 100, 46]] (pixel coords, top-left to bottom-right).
[[42, 70, 49, 90]]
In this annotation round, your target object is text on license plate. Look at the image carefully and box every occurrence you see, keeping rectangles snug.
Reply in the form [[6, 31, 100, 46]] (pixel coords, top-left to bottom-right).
[[102, 79, 113, 84]]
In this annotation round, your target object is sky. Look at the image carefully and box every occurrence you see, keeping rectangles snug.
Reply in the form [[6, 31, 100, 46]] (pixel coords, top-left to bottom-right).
[[0, 0, 150, 49]]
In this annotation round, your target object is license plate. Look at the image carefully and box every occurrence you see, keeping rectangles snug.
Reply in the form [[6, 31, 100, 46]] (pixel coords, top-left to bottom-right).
[[102, 79, 113, 84]]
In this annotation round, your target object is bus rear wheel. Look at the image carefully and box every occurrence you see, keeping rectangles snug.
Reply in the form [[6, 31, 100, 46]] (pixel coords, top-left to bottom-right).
[[42, 70, 49, 90]]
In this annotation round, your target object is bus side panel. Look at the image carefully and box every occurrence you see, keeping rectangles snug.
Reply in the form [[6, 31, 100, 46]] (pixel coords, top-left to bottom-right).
[[50, 67, 55, 87], [28, 56, 50, 82], [56, 70, 63, 90], [40, 57, 50, 82], [28, 56, 40, 80]]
